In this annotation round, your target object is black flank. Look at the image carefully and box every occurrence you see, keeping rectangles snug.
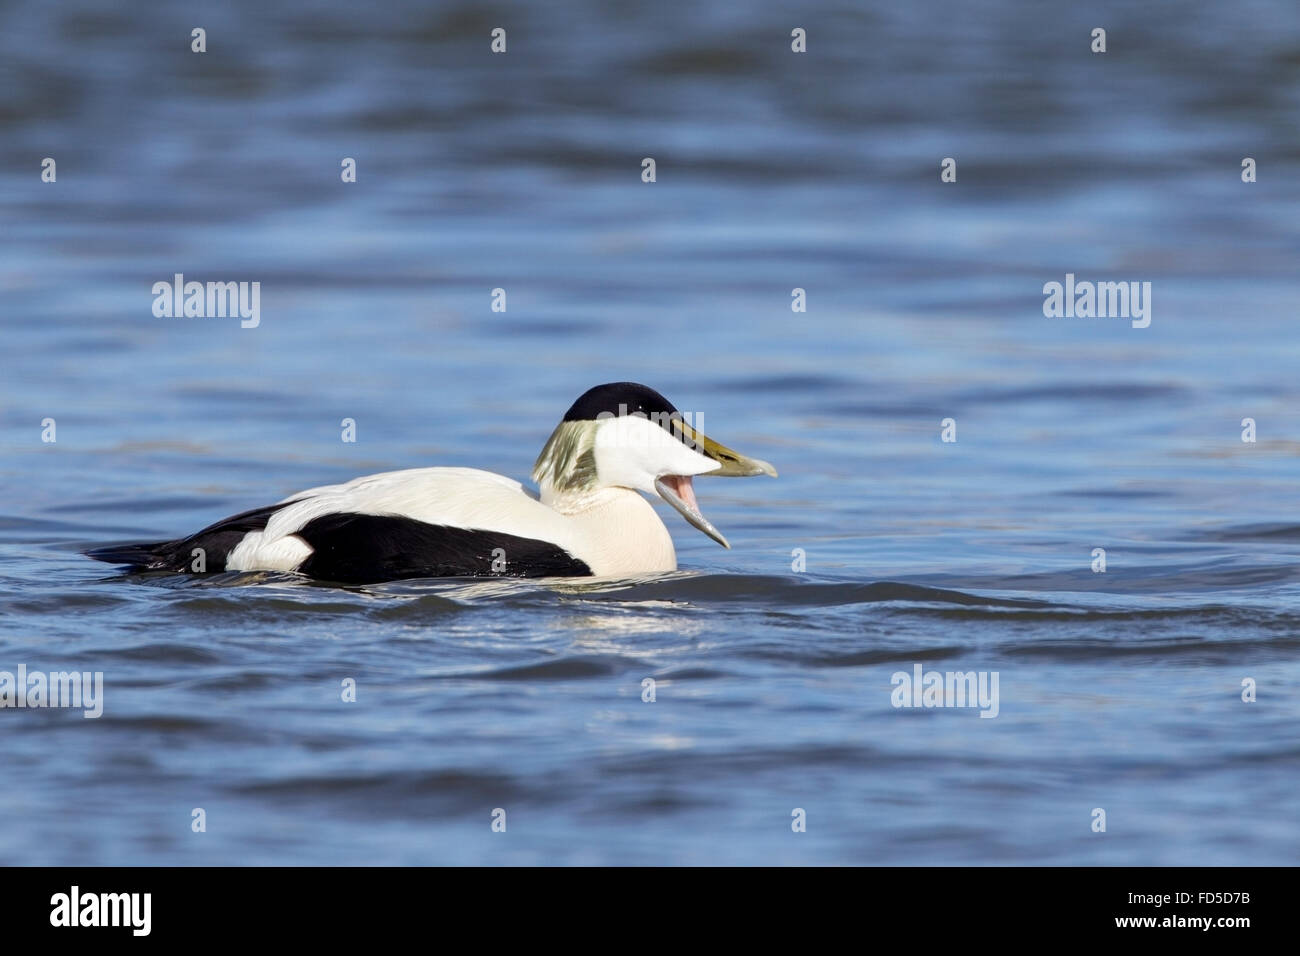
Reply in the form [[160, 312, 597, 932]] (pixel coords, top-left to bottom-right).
[[294, 512, 591, 583]]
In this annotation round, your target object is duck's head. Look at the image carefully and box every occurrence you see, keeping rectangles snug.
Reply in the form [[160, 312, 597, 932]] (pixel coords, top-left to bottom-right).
[[532, 382, 777, 548]]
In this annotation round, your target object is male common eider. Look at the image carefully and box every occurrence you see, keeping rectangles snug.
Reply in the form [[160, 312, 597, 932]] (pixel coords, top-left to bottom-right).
[[86, 383, 777, 583]]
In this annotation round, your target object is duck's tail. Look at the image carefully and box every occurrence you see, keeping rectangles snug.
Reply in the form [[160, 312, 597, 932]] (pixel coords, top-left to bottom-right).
[[84, 502, 288, 573], [84, 540, 185, 571]]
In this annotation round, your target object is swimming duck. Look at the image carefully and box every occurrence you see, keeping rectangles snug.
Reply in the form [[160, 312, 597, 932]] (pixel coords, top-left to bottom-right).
[[86, 382, 777, 583]]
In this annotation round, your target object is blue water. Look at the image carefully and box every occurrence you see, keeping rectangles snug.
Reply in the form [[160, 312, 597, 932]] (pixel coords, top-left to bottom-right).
[[2, 0, 1299, 864]]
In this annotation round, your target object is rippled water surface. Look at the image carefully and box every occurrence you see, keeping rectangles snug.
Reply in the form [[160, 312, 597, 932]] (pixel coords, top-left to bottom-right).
[[2, 0, 1299, 864]]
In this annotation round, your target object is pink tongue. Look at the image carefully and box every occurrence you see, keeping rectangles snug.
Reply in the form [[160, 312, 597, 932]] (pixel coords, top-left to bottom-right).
[[662, 474, 699, 512]]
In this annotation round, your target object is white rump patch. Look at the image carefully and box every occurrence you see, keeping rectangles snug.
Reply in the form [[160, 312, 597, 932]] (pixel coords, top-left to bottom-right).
[[226, 531, 313, 572]]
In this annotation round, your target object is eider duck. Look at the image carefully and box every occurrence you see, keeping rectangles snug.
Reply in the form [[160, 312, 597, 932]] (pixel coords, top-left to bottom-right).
[[86, 383, 777, 583]]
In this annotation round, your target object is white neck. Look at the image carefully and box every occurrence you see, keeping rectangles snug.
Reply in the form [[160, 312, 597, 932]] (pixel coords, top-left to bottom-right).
[[540, 483, 677, 576]]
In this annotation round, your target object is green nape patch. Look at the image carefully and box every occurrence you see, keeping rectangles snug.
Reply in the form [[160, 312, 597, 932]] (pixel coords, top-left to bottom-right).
[[532, 420, 598, 492]]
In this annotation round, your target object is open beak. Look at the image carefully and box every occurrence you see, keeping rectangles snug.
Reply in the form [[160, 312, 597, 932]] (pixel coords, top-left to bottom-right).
[[655, 474, 731, 548], [654, 422, 778, 549]]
